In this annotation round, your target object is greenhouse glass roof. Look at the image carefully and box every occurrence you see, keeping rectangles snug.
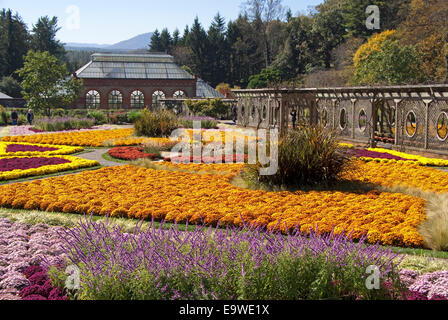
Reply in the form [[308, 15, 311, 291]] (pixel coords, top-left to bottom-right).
[[196, 79, 225, 98], [75, 53, 195, 80]]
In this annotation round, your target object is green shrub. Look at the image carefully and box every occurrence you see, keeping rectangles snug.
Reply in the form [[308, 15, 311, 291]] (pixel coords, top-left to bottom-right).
[[185, 99, 228, 119], [127, 110, 142, 123], [87, 111, 107, 125], [117, 112, 128, 123], [51, 108, 68, 117], [18, 114, 27, 125], [0, 110, 9, 126], [134, 109, 179, 137], [247, 125, 349, 188], [69, 109, 88, 118], [180, 116, 218, 129]]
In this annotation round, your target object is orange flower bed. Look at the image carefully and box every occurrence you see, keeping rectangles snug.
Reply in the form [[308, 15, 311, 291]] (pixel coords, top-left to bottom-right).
[[344, 161, 448, 193], [0, 165, 426, 248], [1, 129, 135, 147]]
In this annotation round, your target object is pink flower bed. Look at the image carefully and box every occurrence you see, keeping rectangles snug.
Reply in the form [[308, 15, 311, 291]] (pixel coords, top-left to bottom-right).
[[400, 269, 448, 300], [0, 218, 67, 300], [0, 157, 70, 172], [8, 125, 118, 136]]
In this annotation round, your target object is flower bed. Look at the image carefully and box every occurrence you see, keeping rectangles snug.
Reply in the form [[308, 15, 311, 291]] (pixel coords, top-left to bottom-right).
[[165, 154, 248, 163], [0, 142, 83, 157], [0, 218, 66, 300], [344, 160, 448, 193], [0, 157, 71, 172], [400, 269, 448, 300], [0, 155, 99, 181], [19, 265, 67, 300], [9, 125, 118, 136], [0, 165, 426, 248], [348, 149, 416, 162], [2, 129, 135, 147], [152, 162, 246, 175], [350, 147, 448, 167], [51, 217, 405, 300], [108, 147, 156, 160]]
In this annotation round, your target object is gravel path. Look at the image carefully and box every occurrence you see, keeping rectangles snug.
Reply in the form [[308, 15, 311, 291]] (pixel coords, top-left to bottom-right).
[[77, 148, 124, 167]]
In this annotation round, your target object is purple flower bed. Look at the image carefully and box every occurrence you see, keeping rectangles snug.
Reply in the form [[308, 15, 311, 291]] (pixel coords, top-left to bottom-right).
[[348, 149, 416, 161], [0, 218, 67, 300], [6, 144, 59, 153], [0, 157, 71, 172], [55, 217, 407, 300]]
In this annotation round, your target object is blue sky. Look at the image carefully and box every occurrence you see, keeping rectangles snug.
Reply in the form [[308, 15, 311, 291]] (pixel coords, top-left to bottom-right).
[[0, 0, 323, 44]]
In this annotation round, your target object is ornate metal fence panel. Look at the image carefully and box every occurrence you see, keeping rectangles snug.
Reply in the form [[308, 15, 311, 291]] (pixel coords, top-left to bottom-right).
[[233, 85, 448, 154], [428, 101, 448, 151], [397, 100, 426, 149], [354, 99, 373, 141]]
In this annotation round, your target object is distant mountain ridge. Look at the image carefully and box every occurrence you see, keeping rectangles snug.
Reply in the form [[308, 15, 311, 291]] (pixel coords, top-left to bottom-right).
[[65, 32, 153, 52]]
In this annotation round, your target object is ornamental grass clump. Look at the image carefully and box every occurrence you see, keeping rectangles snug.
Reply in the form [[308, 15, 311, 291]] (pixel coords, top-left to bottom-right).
[[50, 217, 406, 300], [248, 125, 350, 188], [134, 109, 179, 137]]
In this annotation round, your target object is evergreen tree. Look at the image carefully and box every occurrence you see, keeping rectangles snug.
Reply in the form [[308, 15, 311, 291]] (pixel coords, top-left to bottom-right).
[[160, 28, 173, 53], [180, 25, 190, 46], [186, 17, 210, 81], [149, 29, 163, 52], [30, 16, 66, 60], [207, 13, 228, 87], [0, 9, 30, 78], [172, 28, 180, 47]]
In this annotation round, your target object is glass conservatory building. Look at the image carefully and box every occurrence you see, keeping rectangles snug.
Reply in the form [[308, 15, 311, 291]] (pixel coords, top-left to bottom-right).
[[73, 53, 199, 109]]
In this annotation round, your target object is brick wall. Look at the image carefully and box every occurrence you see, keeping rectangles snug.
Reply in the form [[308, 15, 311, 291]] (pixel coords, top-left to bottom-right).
[[72, 78, 197, 109]]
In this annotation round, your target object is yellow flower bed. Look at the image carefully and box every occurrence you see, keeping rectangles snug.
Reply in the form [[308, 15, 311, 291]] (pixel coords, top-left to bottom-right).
[[367, 148, 448, 167], [338, 143, 355, 149], [0, 165, 426, 248], [0, 142, 83, 157], [1, 129, 135, 147], [344, 160, 448, 193], [0, 155, 99, 181]]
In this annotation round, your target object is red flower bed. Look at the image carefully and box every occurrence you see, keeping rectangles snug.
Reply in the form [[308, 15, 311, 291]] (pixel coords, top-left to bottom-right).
[[166, 154, 248, 163], [0, 157, 71, 172], [108, 146, 156, 160], [6, 144, 59, 153]]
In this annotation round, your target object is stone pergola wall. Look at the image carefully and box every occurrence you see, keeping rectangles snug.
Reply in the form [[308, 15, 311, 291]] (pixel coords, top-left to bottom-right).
[[233, 85, 448, 154]]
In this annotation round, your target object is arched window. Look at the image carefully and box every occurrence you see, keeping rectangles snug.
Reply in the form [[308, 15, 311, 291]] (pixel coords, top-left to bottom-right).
[[108, 90, 123, 109], [86, 90, 100, 109], [130, 90, 145, 109], [152, 90, 166, 107], [173, 90, 186, 99]]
